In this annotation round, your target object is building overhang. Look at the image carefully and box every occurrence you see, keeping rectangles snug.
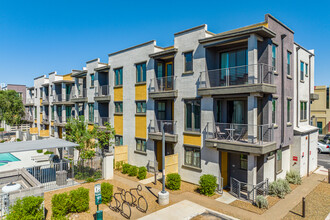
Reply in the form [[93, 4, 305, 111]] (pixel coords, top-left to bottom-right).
[[94, 66, 110, 72], [149, 90, 178, 99], [198, 84, 276, 96], [149, 48, 178, 60], [53, 80, 75, 84], [294, 126, 319, 135], [71, 70, 87, 78], [310, 93, 319, 101], [148, 133, 178, 143], [71, 97, 88, 103], [94, 96, 111, 102]]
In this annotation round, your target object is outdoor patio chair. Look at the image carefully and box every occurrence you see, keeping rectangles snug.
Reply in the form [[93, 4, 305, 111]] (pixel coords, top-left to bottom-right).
[[215, 125, 225, 139], [234, 127, 247, 141]]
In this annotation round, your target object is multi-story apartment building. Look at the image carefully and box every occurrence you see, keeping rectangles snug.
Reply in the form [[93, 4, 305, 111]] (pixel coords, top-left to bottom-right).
[[311, 86, 330, 134], [24, 14, 317, 189], [1, 84, 26, 104]]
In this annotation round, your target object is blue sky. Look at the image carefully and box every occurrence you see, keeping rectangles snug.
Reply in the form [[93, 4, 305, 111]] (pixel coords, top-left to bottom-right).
[[0, 0, 329, 87]]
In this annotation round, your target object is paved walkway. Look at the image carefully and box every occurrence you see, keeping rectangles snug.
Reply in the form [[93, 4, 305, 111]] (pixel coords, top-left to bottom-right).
[[114, 173, 326, 220]]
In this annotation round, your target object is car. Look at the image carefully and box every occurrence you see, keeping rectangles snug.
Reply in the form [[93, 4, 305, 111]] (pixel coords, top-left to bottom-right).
[[318, 141, 330, 153]]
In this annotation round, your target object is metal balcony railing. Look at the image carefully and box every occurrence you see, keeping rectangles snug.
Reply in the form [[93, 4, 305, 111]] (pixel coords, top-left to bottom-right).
[[74, 88, 87, 98], [26, 98, 34, 104], [56, 116, 63, 123], [96, 85, 110, 97], [149, 120, 176, 135], [43, 115, 49, 122], [96, 117, 110, 126], [150, 76, 176, 92], [43, 96, 49, 102], [24, 114, 33, 121], [199, 63, 274, 89], [54, 94, 62, 102], [205, 122, 274, 145]]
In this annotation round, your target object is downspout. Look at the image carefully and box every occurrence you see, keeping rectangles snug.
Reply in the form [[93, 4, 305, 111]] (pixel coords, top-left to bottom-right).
[[281, 34, 287, 146]]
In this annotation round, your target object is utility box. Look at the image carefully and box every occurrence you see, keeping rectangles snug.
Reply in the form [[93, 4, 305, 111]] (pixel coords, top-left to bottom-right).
[[56, 170, 67, 186], [95, 210, 103, 220]]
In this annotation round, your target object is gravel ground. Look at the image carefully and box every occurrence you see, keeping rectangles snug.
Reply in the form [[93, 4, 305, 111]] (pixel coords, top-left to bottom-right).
[[283, 181, 330, 220], [114, 170, 154, 182]]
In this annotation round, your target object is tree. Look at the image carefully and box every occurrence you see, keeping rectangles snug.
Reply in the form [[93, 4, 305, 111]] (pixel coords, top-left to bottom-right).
[[0, 90, 25, 125], [96, 122, 115, 154]]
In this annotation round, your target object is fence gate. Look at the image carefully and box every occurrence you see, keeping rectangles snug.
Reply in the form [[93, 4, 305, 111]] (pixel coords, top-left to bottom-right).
[[164, 153, 178, 175], [114, 145, 128, 164], [230, 177, 269, 202]]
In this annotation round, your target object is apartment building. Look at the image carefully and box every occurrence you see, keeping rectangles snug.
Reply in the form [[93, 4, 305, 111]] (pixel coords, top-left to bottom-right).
[[1, 84, 26, 104], [311, 86, 330, 134], [24, 14, 317, 189]]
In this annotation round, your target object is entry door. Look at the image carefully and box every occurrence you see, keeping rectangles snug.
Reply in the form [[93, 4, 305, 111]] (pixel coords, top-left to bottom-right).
[[165, 62, 173, 90], [221, 152, 228, 187], [157, 141, 162, 170], [317, 122, 323, 134]]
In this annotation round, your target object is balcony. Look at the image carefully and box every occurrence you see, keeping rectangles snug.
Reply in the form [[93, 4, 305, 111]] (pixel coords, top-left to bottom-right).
[[24, 114, 33, 122], [94, 85, 111, 102], [54, 115, 64, 126], [95, 117, 110, 127], [148, 120, 178, 143], [42, 115, 49, 124], [205, 122, 276, 154], [42, 96, 49, 105], [25, 98, 34, 106], [198, 64, 276, 96], [149, 76, 177, 99], [53, 94, 74, 105], [72, 88, 87, 103]]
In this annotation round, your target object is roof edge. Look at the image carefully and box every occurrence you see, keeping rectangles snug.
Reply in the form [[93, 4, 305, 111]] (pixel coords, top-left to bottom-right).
[[174, 24, 207, 36], [108, 40, 156, 57]]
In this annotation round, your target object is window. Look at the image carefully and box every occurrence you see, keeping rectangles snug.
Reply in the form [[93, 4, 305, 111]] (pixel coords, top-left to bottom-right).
[[115, 135, 123, 146], [136, 63, 146, 83], [88, 103, 94, 122], [57, 106, 62, 117], [287, 51, 291, 75], [115, 102, 123, 113], [300, 101, 307, 120], [184, 146, 201, 168], [276, 149, 282, 173], [51, 106, 54, 120], [272, 98, 276, 124], [287, 99, 291, 123], [157, 102, 166, 119], [90, 74, 95, 87], [50, 85, 53, 96], [115, 68, 123, 86], [317, 122, 323, 134], [240, 154, 247, 170], [40, 88, 43, 98], [185, 100, 201, 132], [136, 139, 146, 152], [184, 51, 193, 72], [300, 61, 304, 81], [136, 101, 146, 113], [35, 107, 37, 118], [272, 44, 277, 70], [66, 106, 72, 120], [305, 63, 308, 77]]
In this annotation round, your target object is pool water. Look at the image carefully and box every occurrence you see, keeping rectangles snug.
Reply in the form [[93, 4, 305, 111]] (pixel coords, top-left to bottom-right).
[[0, 153, 20, 166]]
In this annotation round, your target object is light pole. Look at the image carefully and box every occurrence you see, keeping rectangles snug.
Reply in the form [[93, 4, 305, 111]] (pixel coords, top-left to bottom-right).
[[158, 121, 169, 205]]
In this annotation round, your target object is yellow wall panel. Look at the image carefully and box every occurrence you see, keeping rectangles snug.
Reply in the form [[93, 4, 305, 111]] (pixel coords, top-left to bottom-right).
[[114, 87, 123, 101], [114, 115, 123, 135], [30, 127, 38, 134], [135, 115, 146, 139], [88, 124, 94, 131], [183, 134, 201, 146], [63, 73, 72, 81], [40, 113, 43, 122], [40, 98, 42, 105], [135, 84, 146, 100], [40, 130, 49, 137]]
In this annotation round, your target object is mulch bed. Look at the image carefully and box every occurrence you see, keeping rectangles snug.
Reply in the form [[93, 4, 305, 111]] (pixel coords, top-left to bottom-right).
[[283, 181, 330, 220], [145, 179, 221, 199], [114, 169, 154, 182]]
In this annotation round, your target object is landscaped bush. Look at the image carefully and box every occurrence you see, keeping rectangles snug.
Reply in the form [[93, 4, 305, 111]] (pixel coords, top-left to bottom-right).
[[6, 196, 43, 220], [93, 171, 102, 179], [16, 138, 22, 142], [69, 187, 89, 213], [286, 170, 302, 185], [255, 195, 268, 209], [52, 192, 71, 218], [44, 150, 53, 155], [36, 149, 43, 153], [165, 173, 181, 190], [128, 165, 138, 176], [101, 182, 113, 204], [199, 174, 217, 196], [269, 179, 291, 198], [0, 128, 4, 132], [86, 177, 96, 183], [138, 166, 147, 180], [115, 161, 124, 170], [122, 163, 131, 174]]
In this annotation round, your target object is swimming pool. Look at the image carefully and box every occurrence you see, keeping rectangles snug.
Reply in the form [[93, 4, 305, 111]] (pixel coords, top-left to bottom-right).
[[0, 153, 20, 166]]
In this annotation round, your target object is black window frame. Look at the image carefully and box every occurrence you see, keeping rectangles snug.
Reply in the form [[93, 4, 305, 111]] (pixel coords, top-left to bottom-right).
[[115, 135, 123, 146], [184, 51, 193, 72], [184, 99, 201, 132], [115, 101, 123, 113], [136, 101, 146, 113], [114, 68, 123, 86], [136, 62, 147, 83], [184, 146, 201, 168], [240, 154, 248, 170], [136, 138, 146, 152]]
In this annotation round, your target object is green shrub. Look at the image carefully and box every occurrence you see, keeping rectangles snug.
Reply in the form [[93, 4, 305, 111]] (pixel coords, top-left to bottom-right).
[[255, 195, 268, 209], [16, 138, 22, 142], [166, 173, 181, 190], [0, 128, 4, 132], [122, 163, 131, 174], [116, 161, 124, 170], [44, 150, 53, 155], [138, 167, 147, 180], [269, 179, 291, 198], [7, 196, 44, 220], [69, 187, 89, 212], [86, 177, 95, 183], [128, 166, 138, 176], [101, 182, 113, 204], [199, 174, 217, 196], [93, 171, 102, 179], [286, 170, 302, 185], [37, 149, 43, 153], [51, 192, 71, 218]]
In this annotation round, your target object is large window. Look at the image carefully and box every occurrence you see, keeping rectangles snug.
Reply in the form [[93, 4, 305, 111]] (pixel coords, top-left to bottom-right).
[[157, 101, 166, 120], [115, 135, 123, 146], [287, 99, 291, 123], [115, 102, 123, 113], [184, 146, 201, 168], [115, 68, 123, 86], [305, 63, 308, 77], [136, 139, 146, 152], [272, 44, 277, 70], [90, 74, 95, 87], [287, 51, 291, 76], [300, 101, 307, 121], [300, 61, 304, 81], [88, 103, 94, 122], [136, 101, 146, 113], [185, 100, 201, 132], [66, 106, 72, 120], [240, 154, 247, 170], [220, 49, 247, 86], [57, 106, 62, 117], [184, 51, 193, 72], [272, 98, 277, 124], [136, 63, 146, 83], [276, 149, 282, 173]]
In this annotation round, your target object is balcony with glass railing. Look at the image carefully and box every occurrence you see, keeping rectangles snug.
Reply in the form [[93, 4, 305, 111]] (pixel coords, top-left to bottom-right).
[[148, 119, 178, 142], [94, 85, 111, 102], [42, 115, 49, 123], [205, 122, 275, 154], [149, 76, 177, 99], [72, 88, 87, 102], [42, 95, 49, 104], [198, 63, 276, 96], [95, 117, 110, 127]]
